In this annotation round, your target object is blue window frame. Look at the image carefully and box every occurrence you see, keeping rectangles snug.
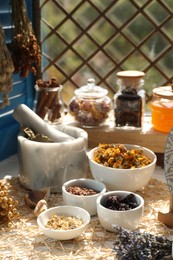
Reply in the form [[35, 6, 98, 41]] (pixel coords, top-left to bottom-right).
[[0, 0, 34, 161]]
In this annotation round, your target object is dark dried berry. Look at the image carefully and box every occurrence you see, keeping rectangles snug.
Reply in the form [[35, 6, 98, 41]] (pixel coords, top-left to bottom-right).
[[105, 193, 139, 211]]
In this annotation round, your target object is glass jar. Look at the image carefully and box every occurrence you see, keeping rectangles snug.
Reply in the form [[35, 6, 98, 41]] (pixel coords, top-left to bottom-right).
[[114, 70, 145, 129], [68, 78, 112, 127], [34, 78, 64, 124], [150, 85, 173, 133]]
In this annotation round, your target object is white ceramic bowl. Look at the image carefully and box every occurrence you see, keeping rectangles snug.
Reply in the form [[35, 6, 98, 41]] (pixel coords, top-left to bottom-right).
[[88, 144, 157, 192], [37, 205, 90, 240], [97, 190, 144, 231], [62, 178, 106, 216]]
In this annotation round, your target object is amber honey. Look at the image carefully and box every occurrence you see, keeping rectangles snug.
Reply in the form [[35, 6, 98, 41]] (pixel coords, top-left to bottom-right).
[[150, 86, 173, 133]]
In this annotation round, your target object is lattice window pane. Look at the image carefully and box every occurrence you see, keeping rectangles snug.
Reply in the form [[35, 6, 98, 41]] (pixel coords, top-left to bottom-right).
[[40, 0, 173, 106]]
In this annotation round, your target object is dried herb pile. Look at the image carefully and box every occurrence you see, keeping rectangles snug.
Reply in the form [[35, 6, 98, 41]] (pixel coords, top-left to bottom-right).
[[113, 225, 172, 259], [23, 127, 53, 143]]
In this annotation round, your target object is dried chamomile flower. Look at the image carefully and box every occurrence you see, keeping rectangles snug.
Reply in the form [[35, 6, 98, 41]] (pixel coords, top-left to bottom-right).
[[0, 181, 20, 226]]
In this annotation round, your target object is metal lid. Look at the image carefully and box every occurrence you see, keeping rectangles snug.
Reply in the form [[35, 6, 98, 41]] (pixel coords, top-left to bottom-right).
[[75, 78, 108, 99], [153, 86, 173, 100]]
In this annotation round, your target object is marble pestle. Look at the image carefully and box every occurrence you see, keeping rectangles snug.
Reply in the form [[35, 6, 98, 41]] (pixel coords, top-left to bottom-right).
[[13, 104, 74, 142]]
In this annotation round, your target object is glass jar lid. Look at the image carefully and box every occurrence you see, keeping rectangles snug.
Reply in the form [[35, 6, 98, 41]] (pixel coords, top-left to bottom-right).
[[116, 70, 145, 88], [153, 86, 173, 100], [116, 70, 145, 79], [75, 78, 108, 99]]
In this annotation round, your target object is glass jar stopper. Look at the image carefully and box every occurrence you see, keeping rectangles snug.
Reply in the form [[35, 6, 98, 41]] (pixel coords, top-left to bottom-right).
[[116, 70, 145, 88]]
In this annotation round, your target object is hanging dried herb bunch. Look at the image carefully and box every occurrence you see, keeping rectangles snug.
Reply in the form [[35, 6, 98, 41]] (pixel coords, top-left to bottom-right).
[[0, 26, 14, 109], [11, 0, 41, 77]]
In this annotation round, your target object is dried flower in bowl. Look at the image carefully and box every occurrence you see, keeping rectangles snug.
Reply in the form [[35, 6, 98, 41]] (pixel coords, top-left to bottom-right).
[[88, 144, 157, 191], [45, 215, 83, 230], [37, 206, 90, 240], [93, 143, 152, 169]]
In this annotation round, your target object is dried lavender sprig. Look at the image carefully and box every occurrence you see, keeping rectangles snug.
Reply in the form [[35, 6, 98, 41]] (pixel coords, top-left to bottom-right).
[[112, 225, 172, 260]]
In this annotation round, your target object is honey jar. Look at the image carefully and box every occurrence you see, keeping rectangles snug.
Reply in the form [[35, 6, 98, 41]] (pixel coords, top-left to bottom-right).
[[150, 86, 173, 133], [114, 70, 145, 129], [68, 78, 112, 127]]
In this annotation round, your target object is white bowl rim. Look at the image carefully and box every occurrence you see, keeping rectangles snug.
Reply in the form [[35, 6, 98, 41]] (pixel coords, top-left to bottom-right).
[[96, 190, 144, 212], [62, 178, 106, 197], [88, 144, 157, 171], [37, 205, 91, 233]]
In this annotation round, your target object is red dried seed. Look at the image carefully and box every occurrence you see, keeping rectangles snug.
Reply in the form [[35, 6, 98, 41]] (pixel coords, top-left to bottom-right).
[[67, 186, 97, 196]]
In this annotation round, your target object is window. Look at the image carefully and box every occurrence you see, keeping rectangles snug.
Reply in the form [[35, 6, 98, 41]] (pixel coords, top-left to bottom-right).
[[40, 0, 173, 106], [0, 0, 34, 160]]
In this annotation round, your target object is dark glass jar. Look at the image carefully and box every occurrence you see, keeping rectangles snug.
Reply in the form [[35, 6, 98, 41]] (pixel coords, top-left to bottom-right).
[[114, 70, 145, 129], [68, 78, 112, 127]]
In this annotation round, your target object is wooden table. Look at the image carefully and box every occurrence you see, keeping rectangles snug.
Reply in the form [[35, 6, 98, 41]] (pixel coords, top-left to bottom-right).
[[64, 115, 168, 153]]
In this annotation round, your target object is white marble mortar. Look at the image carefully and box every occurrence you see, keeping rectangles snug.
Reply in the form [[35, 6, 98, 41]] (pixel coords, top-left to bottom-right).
[[18, 125, 88, 192]]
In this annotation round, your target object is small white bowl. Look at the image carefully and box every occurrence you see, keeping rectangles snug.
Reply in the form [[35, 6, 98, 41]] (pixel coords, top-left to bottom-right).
[[37, 205, 90, 240], [88, 144, 157, 192], [62, 178, 106, 216], [97, 191, 144, 231]]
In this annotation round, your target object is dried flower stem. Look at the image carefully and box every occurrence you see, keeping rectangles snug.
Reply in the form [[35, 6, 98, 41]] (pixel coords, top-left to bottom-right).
[[0, 26, 14, 108], [11, 0, 41, 77]]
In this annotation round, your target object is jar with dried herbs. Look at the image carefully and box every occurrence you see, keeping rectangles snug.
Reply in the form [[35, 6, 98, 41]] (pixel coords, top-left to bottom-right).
[[68, 78, 112, 127], [114, 70, 145, 129], [34, 78, 64, 124]]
